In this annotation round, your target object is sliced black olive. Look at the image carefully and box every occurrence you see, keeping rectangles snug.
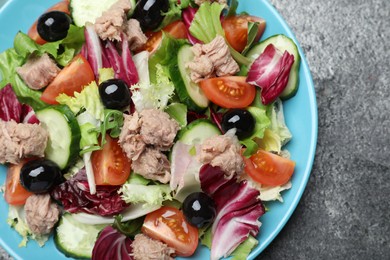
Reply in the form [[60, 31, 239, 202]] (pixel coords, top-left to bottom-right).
[[20, 159, 62, 194], [99, 78, 131, 110], [182, 192, 216, 228], [132, 0, 170, 31], [37, 11, 71, 42], [221, 109, 255, 140]]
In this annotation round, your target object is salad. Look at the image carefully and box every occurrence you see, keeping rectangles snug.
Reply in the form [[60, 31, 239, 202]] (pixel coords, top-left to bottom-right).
[[0, 0, 302, 259]]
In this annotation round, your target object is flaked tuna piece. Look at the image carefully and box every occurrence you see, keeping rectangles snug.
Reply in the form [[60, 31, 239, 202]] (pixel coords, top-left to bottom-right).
[[94, 0, 131, 41], [24, 194, 60, 235], [131, 148, 171, 184], [119, 109, 179, 161], [125, 19, 147, 51], [0, 120, 48, 164], [132, 234, 175, 260], [138, 109, 180, 151], [186, 35, 239, 83], [197, 131, 244, 178], [16, 53, 60, 90]]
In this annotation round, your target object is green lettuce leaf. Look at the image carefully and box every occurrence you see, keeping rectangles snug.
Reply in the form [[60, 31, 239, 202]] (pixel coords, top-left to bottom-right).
[[131, 63, 175, 111], [120, 183, 172, 207], [267, 99, 292, 146], [189, 2, 251, 65], [157, 0, 190, 30], [56, 81, 104, 121], [241, 106, 271, 156]]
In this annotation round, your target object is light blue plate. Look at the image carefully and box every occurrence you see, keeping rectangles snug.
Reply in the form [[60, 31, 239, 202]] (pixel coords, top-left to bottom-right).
[[0, 0, 317, 259]]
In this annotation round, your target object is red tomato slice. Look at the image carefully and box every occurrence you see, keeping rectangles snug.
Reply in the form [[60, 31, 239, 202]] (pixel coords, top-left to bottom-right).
[[222, 15, 266, 53], [40, 54, 95, 105], [142, 206, 199, 257], [136, 20, 188, 54], [28, 1, 70, 45], [244, 149, 295, 186], [91, 134, 131, 186], [4, 160, 34, 205], [199, 76, 256, 108]]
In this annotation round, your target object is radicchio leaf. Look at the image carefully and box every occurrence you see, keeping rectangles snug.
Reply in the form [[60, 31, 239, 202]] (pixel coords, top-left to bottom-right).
[[0, 84, 38, 123], [51, 169, 129, 216], [246, 44, 294, 105], [199, 164, 265, 260], [84, 24, 104, 79], [121, 33, 139, 86], [182, 7, 202, 44], [92, 226, 133, 260]]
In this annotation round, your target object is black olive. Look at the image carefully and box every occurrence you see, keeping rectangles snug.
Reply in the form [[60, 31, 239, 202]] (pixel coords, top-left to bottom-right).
[[20, 159, 62, 194], [37, 11, 71, 42], [221, 109, 255, 140], [182, 192, 216, 228], [99, 79, 131, 110], [133, 0, 170, 31]]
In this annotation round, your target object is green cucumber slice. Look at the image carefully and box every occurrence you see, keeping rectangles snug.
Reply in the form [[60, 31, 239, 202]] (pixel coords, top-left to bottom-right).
[[169, 45, 209, 112], [177, 119, 220, 145], [246, 34, 301, 100], [70, 0, 120, 26], [36, 105, 81, 170], [55, 214, 106, 259]]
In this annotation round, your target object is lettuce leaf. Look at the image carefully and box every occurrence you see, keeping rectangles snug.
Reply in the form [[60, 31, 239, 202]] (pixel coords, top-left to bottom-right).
[[56, 81, 104, 121], [189, 2, 251, 65], [131, 64, 175, 111], [241, 106, 271, 156], [157, 0, 190, 30], [120, 183, 172, 207], [267, 99, 292, 146], [231, 235, 258, 260], [164, 102, 187, 127]]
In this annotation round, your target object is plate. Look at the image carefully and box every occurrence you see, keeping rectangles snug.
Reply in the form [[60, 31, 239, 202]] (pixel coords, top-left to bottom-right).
[[0, 0, 318, 259]]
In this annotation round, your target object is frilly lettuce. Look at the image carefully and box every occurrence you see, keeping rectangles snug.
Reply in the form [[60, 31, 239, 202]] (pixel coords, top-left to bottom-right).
[[56, 82, 105, 121], [119, 183, 172, 207], [131, 64, 175, 111], [7, 205, 49, 247], [267, 98, 292, 146]]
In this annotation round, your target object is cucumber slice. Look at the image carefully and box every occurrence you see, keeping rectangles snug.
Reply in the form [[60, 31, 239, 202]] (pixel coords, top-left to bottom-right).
[[169, 45, 209, 112], [36, 105, 81, 170], [70, 0, 120, 26], [246, 34, 301, 100], [55, 214, 106, 259], [177, 119, 220, 145]]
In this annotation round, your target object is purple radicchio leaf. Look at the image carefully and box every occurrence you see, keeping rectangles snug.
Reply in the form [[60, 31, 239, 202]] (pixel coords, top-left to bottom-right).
[[246, 44, 294, 105], [51, 168, 129, 216], [0, 84, 39, 123], [199, 164, 265, 260], [92, 226, 133, 260]]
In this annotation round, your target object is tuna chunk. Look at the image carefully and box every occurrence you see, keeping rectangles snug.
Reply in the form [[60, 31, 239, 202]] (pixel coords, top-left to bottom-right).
[[131, 148, 171, 184], [197, 131, 244, 177], [125, 19, 147, 51], [0, 120, 48, 164], [132, 234, 175, 260], [16, 53, 60, 90], [186, 35, 239, 83], [119, 109, 180, 160], [94, 0, 131, 41], [139, 109, 180, 151], [24, 194, 60, 235]]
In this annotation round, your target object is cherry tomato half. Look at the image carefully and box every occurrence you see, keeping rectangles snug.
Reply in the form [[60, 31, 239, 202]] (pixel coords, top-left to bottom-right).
[[244, 149, 295, 186], [142, 206, 199, 257], [41, 54, 95, 105], [4, 160, 34, 205], [199, 76, 256, 108], [91, 134, 131, 186], [222, 15, 266, 53]]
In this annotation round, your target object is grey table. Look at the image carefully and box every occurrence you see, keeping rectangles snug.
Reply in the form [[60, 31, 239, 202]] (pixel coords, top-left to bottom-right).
[[1, 0, 389, 259]]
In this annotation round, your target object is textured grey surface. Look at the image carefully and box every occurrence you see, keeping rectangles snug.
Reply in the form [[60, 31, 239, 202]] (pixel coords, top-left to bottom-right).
[[1, 0, 390, 259]]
